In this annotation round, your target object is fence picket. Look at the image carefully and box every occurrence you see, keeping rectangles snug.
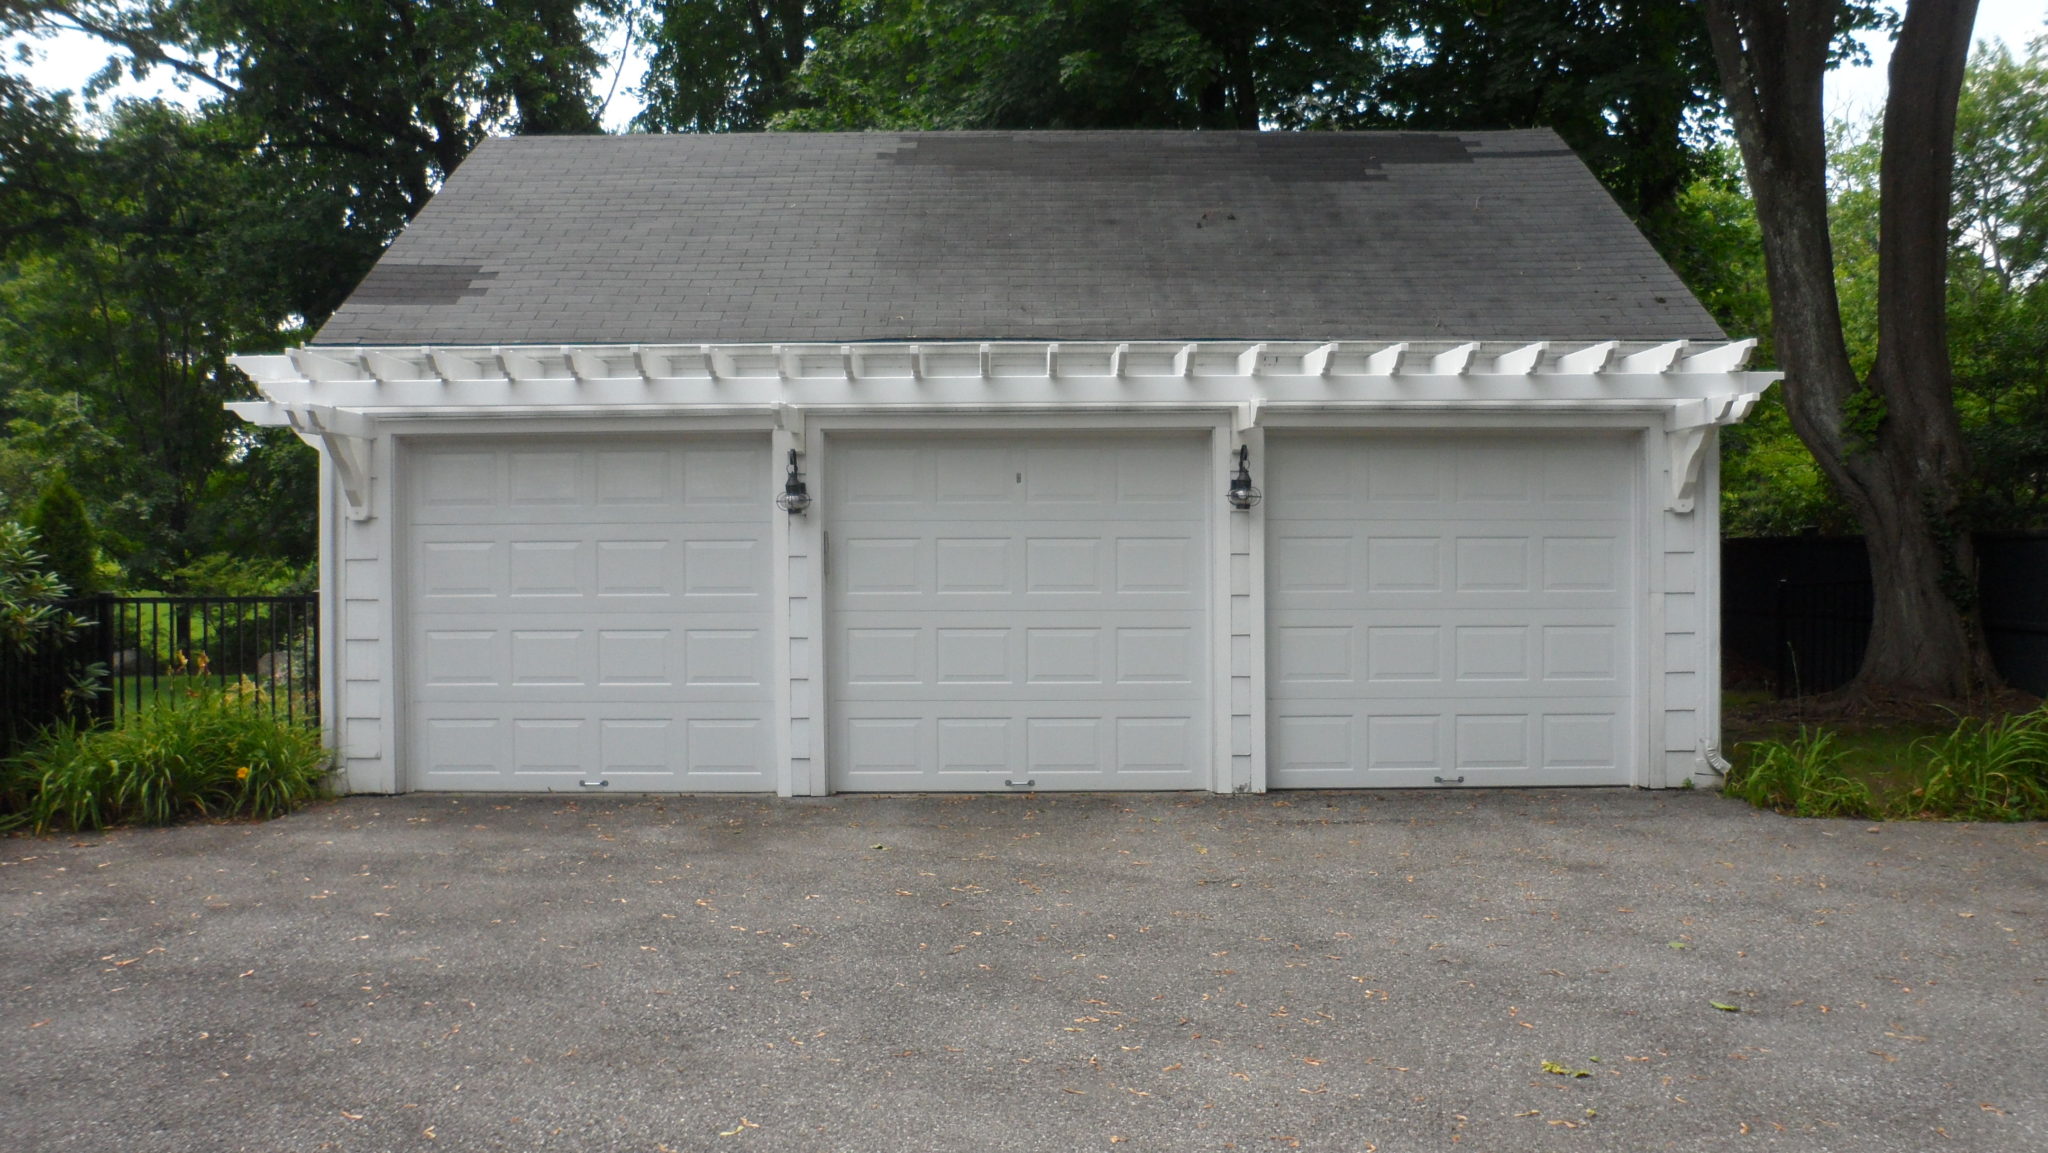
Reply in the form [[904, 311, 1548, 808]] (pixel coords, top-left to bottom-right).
[[1, 594, 320, 756]]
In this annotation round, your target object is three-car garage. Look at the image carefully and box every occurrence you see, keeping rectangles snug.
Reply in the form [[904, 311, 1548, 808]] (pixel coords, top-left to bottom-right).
[[229, 130, 1767, 795], [380, 420, 1672, 794]]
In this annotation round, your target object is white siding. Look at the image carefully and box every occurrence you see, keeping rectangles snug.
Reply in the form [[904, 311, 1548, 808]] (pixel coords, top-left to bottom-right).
[[337, 435, 393, 793], [1652, 431, 1720, 786]]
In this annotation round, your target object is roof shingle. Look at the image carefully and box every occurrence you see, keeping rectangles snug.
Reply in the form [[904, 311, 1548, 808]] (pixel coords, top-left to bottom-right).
[[312, 129, 1724, 347]]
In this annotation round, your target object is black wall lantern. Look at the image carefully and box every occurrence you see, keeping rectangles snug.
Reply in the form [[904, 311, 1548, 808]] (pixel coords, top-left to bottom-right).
[[1226, 445, 1262, 510], [776, 449, 812, 514]]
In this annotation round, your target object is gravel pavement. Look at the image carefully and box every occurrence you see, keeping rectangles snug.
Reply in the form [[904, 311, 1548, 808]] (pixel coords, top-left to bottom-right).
[[4, 788, 2045, 1152]]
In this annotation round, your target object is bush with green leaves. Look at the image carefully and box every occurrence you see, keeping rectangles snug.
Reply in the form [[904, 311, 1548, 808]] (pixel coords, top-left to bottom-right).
[[3, 683, 330, 832], [1, 521, 105, 757], [0, 521, 84, 655], [27, 474, 97, 597]]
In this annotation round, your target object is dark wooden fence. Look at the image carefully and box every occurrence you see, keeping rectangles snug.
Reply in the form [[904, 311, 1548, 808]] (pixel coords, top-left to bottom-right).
[[1, 594, 318, 756], [1723, 535, 2048, 697]]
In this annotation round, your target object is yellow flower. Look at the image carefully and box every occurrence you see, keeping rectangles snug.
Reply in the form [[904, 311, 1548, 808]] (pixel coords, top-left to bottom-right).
[[234, 766, 251, 781]]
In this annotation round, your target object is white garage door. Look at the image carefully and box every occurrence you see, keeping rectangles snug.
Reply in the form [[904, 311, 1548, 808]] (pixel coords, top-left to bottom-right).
[[1267, 434, 1636, 788], [829, 434, 1210, 791], [405, 437, 774, 791]]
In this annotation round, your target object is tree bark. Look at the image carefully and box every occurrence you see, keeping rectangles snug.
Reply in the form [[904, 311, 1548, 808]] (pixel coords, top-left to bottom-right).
[[1701, 0, 1999, 698]]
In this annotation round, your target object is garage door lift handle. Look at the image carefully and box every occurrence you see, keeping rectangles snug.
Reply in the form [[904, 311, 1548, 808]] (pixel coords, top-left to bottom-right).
[[1433, 776, 1465, 785], [1004, 779, 1036, 789]]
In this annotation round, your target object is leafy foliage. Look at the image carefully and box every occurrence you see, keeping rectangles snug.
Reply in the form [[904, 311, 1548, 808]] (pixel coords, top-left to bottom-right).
[[0, 520, 102, 756], [26, 472, 95, 596], [1373, 0, 1724, 224], [1949, 38, 2048, 531], [0, 100, 314, 581], [2, 682, 329, 832], [163, 551, 311, 596], [1727, 706, 2048, 820], [767, 0, 1392, 133], [2, 0, 623, 582], [1724, 728, 1874, 818], [636, 0, 850, 131], [0, 520, 83, 655], [1905, 708, 2048, 820], [1714, 38, 2048, 538]]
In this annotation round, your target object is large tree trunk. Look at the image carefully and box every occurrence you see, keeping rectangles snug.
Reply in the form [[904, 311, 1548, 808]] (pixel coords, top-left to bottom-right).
[[1701, 0, 1998, 699]]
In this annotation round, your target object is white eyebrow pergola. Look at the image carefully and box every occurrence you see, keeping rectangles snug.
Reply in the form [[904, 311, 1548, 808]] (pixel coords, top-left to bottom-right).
[[231, 336, 1771, 523]]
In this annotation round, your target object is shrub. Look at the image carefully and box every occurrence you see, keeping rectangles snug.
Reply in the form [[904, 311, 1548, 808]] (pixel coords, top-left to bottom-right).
[[27, 475, 97, 597], [1901, 707, 2048, 821], [1, 522, 103, 757], [1725, 728, 1876, 818], [3, 683, 329, 832]]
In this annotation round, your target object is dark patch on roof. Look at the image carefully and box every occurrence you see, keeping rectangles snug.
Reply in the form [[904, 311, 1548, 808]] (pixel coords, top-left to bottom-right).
[[878, 131, 1478, 181], [346, 263, 498, 306], [312, 130, 1724, 347]]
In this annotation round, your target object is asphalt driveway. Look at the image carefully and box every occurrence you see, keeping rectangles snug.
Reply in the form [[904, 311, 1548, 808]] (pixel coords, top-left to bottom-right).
[[4, 788, 2045, 1152]]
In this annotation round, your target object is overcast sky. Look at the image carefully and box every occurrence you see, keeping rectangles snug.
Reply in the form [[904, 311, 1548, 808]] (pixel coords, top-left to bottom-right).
[[7, 2, 2047, 133]]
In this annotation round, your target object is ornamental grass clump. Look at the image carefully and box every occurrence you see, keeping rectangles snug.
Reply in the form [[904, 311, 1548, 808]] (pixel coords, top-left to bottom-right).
[[1901, 707, 2048, 821], [4, 683, 329, 833], [1723, 728, 1876, 818]]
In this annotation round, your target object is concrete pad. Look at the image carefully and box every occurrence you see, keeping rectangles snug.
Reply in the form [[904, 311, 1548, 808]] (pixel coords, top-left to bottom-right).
[[3, 789, 2044, 1152]]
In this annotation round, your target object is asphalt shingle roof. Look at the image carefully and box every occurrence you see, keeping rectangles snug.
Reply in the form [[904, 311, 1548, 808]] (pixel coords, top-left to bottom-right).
[[311, 130, 1725, 347]]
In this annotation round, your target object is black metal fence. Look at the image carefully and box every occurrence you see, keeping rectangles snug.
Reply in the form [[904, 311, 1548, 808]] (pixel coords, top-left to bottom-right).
[[1725, 535, 2048, 697], [1, 594, 318, 756]]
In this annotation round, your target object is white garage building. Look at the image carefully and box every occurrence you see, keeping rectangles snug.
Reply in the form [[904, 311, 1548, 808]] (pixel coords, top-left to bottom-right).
[[231, 130, 1774, 796]]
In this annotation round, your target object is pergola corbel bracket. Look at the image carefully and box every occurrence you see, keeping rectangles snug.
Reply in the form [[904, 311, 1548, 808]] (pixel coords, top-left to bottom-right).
[[1663, 392, 1762, 514], [774, 402, 806, 442], [285, 405, 377, 521]]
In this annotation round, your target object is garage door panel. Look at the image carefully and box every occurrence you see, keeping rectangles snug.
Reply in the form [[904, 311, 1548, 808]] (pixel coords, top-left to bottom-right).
[[416, 702, 772, 790], [415, 534, 766, 606], [839, 534, 1205, 610], [416, 617, 768, 693], [1271, 704, 1625, 787], [1271, 532, 1626, 606], [1268, 434, 1635, 788], [835, 708, 1206, 789], [830, 434, 1210, 791], [406, 438, 774, 791], [838, 613, 1200, 698]]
